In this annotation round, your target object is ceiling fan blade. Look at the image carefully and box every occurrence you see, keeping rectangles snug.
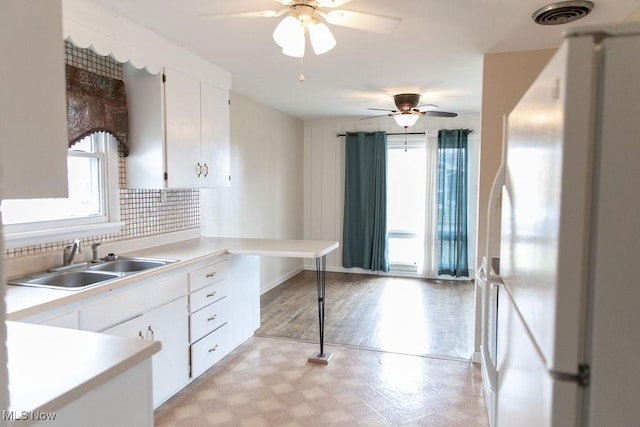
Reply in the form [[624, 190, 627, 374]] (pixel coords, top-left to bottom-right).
[[324, 10, 402, 33], [199, 9, 286, 20], [272, 0, 351, 6], [417, 103, 439, 110], [316, 0, 353, 7], [422, 111, 458, 118], [368, 108, 397, 113], [360, 113, 392, 120]]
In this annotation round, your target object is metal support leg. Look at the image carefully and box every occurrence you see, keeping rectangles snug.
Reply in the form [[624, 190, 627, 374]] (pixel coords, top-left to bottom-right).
[[308, 254, 333, 365]]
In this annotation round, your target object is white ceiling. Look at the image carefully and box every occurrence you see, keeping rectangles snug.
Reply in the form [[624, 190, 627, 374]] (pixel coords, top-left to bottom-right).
[[84, 0, 640, 120]]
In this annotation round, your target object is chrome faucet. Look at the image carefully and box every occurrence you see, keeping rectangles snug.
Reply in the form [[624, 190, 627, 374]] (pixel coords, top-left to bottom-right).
[[91, 241, 102, 263], [63, 239, 82, 266]]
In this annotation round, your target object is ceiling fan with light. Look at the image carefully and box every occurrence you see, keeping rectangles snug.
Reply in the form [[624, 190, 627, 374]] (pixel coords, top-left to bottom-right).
[[200, 0, 401, 58], [363, 93, 458, 128]]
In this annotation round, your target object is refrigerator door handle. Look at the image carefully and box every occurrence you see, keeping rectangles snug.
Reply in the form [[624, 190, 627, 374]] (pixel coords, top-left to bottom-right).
[[484, 115, 508, 281], [549, 364, 590, 387]]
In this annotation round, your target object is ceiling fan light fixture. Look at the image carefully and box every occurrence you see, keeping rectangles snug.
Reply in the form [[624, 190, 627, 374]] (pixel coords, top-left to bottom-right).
[[393, 113, 420, 128], [273, 15, 302, 48], [274, 15, 306, 57], [308, 21, 336, 55], [281, 37, 305, 57]]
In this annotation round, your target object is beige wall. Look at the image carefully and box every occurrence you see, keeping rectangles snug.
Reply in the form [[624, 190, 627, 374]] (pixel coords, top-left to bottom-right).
[[200, 91, 305, 294], [476, 48, 556, 268]]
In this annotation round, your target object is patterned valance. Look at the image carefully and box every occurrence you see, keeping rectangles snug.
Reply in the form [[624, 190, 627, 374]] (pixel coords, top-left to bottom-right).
[[66, 64, 129, 156]]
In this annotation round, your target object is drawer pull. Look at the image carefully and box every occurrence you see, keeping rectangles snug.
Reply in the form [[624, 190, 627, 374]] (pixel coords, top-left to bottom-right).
[[207, 315, 217, 322], [147, 325, 155, 340], [206, 291, 217, 298], [138, 331, 144, 339], [208, 345, 218, 353], [206, 272, 216, 278]]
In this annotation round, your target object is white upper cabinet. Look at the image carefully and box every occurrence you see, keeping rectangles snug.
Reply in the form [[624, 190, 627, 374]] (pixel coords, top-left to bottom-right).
[[123, 66, 165, 189], [200, 82, 231, 187], [0, 0, 68, 199], [125, 66, 230, 189], [164, 67, 230, 188], [164, 67, 203, 188]]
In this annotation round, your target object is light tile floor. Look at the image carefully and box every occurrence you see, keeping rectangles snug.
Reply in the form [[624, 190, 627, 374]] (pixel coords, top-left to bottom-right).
[[155, 337, 488, 426]]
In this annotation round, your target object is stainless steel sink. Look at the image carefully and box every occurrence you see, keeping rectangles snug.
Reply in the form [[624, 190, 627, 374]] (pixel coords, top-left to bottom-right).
[[9, 270, 123, 290], [7, 257, 177, 291], [89, 258, 171, 273]]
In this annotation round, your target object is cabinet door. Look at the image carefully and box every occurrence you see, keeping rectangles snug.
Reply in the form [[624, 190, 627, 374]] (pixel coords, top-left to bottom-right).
[[103, 297, 189, 408], [0, 0, 68, 199], [146, 296, 189, 407], [102, 314, 148, 341], [123, 65, 165, 189], [200, 82, 231, 187], [164, 67, 201, 188], [40, 311, 79, 329]]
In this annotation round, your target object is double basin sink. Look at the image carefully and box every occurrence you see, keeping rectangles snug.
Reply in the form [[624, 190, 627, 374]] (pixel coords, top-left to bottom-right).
[[8, 257, 177, 291]]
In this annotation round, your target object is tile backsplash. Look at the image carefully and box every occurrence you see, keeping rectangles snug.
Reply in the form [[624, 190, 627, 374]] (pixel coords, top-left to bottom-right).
[[4, 42, 200, 259]]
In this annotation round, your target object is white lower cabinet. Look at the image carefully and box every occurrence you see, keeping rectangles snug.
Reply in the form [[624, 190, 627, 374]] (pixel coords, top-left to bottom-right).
[[102, 296, 189, 408], [187, 257, 232, 378], [21, 308, 78, 329], [17, 253, 260, 408], [190, 296, 229, 343], [191, 324, 230, 379]]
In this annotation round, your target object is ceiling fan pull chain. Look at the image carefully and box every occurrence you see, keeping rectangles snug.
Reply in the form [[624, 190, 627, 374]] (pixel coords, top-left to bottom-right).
[[299, 56, 305, 82], [404, 129, 408, 152]]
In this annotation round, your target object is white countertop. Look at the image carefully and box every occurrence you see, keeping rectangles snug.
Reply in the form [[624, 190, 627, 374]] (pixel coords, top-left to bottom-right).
[[131, 237, 339, 260], [6, 321, 160, 415], [5, 237, 339, 320]]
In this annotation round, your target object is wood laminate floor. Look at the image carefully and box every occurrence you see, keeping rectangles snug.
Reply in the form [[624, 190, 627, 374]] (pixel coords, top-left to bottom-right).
[[255, 271, 474, 360]]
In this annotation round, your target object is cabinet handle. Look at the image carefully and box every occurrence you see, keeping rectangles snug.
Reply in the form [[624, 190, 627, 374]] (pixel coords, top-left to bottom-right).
[[206, 272, 216, 278], [206, 291, 216, 298], [147, 325, 155, 340], [138, 331, 144, 339], [196, 162, 203, 177], [208, 345, 218, 353], [203, 163, 209, 177], [207, 315, 217, 322]]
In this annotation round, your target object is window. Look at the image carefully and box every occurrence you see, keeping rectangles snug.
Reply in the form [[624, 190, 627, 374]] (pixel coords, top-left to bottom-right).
[[386, 136, 427, 272], [2, 132, 122, 248]]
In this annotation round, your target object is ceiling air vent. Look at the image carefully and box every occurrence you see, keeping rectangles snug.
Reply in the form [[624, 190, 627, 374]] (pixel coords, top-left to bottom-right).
[[532, 1, 594, 25]]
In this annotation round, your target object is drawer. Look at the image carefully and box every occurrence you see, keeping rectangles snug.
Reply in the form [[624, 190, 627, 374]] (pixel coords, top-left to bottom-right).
[[191, 324, 229, 378], [188, 260, 228, 292], [189, 297, 229, 342], [80, 272, 186, 332], [189, 279, 228, 313]]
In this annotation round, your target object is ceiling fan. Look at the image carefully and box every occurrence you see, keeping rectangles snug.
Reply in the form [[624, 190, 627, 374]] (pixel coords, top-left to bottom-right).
[[363, 93, 458, 128], [200, 0, 401, 58]]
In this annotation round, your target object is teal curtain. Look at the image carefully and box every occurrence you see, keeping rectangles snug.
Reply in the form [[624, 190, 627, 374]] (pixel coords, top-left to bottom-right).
[[343, 131, 389, 272], [437, 129, 469, 277]]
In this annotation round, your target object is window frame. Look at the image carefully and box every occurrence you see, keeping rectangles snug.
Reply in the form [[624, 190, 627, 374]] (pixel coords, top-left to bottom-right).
[[386, 135, 427, 273], [2, 133, 123, 249]]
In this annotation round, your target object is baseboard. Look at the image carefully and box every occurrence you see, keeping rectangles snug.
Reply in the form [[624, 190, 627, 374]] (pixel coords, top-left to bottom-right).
[[260, 266, 304, 295], [303, 264, 386, 275], [472, 351, 482, 364], [302, 264, 475, 281]]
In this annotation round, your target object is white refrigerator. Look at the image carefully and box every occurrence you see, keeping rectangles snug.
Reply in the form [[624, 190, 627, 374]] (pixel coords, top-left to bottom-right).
[[492, 22, 640, 426]]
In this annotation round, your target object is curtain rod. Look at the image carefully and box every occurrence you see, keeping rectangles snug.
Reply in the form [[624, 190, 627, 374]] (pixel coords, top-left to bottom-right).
[[336, 132, 426, 137], [336, 130, 473, 137]]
